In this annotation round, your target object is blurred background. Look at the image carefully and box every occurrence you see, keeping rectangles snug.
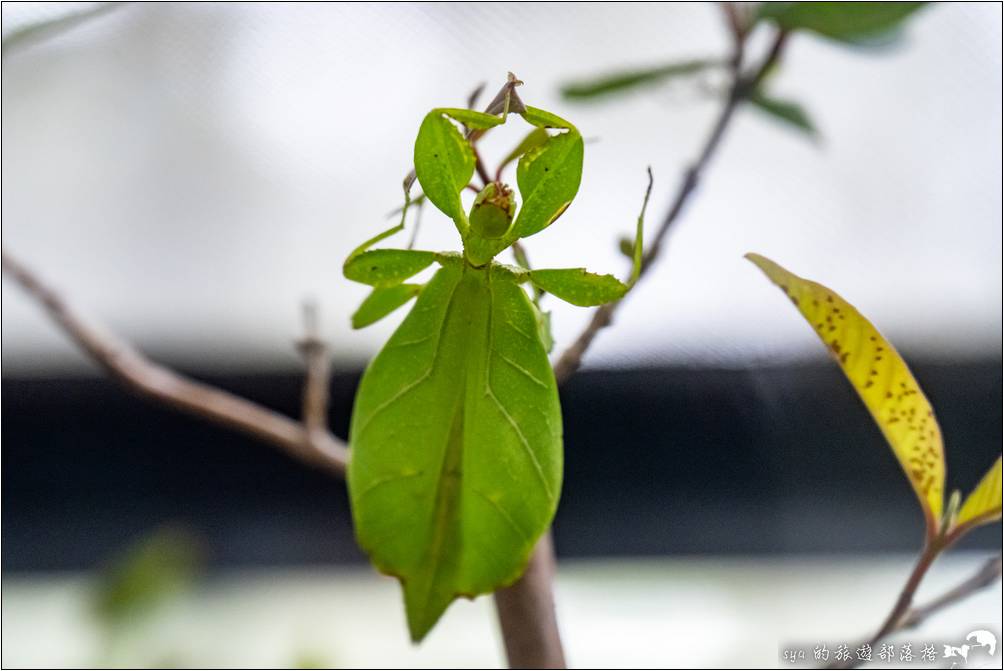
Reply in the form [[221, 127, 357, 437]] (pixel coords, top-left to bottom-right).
[[2, 2, 1001, 667]]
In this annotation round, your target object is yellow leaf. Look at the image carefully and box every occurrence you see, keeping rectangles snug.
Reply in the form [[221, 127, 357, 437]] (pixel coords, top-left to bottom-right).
[[746, 253, 945, 533], [956, 457, 1002, 529]]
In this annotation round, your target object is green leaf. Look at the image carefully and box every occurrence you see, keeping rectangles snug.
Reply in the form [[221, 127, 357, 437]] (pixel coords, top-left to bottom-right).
[[414, 110, 475, 230], [535, 306, 555, 353], [94, 527, 202, 624], [520, 105, 577, 130], [954, 457, 1002, 531], [510, 131, 584, 240], [757, 2, 927, 45], [348, 260, 561, 641], [2, 2, 123, 56], [351, 284, 422, 329], [343, 249, 436, 287], [561, 59, 720, 100], [529, 268, 628, 307], [498, 127, 551, 178], [749, 92, 818, 137], [629, 167, 653, 286], [747, 253, 946, 537], [437, 108, 505, 131]]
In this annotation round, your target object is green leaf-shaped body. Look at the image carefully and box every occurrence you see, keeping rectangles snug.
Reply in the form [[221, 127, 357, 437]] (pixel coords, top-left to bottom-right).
[[347, 258, 562, 641]]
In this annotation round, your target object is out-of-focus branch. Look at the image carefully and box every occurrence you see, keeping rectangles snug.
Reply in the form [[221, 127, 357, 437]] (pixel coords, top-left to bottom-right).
[[831, 553, 1003, 670], [4, 243, 566, 669], [1, 249, 348, 477], [552, 29, 789, 384], [897, 554, 1003, 630], [297, 300, 332, 437]]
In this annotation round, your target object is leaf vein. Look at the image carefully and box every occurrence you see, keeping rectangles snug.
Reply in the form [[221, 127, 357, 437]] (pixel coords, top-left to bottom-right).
[[472, 488, 532, 543], [493, 348, 548, 389]]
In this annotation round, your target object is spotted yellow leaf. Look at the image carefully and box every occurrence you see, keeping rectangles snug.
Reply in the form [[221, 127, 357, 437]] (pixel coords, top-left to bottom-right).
[[746, 253, 945, 534], [956, 457, 1002, 530]]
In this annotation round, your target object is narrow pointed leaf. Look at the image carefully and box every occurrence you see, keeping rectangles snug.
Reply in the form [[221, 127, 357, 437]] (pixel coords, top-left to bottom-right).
[[956, 457, 1002, 530], [351, 284, 422, 329], [510, 131, 584, 240], [749, 92, 818, 137], [535, 307, 554, 354], [757, 2, 927, 45], [414, 111, 475, 227], [629, 168, 653, 286], [520, 105, 576, 130], [529, 268, 628, 307], [343, 249, 436, 287], [348, 261, 561, 641], [746, 253, 945, 532], [561, 59, 720, 100], [438, 108, 505, 131]]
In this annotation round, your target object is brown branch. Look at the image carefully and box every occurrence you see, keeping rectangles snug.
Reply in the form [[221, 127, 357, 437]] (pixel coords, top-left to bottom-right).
[[5, 40, 799, 668], [297, 300, 332, 437], [1, 249, 348, 478], [551, 29, 788, 385], [4, 71, 557, 671], [897, 554, 1003, 630], [830, 550, 1002, 670], [828, 545, 939, 670], [494, 533, 566, 669], [513, 30, 790, 667], [5, 242, 565, 668], [469, 74, 526, 187]]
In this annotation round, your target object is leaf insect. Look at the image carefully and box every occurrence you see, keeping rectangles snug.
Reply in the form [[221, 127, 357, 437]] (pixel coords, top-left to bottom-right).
[[344, 76, 652, 641]]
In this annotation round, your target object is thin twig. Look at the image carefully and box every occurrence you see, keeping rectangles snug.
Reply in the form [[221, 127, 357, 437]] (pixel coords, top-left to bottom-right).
[[297, 299, 332, 437], [523, 30, 788, 667], [469, 74, 526, 187], [552, 29, 787, 384], [466, 81, 487, 111], [832, 553, 1003, 669], [827, 545, 939, 669], [1, 249, 348, 477], [472, 145, 493, 187], [898, 555, 1003, 630]]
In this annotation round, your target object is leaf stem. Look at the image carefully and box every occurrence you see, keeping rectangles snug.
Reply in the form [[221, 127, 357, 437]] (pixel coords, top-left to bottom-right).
[[829, 548, 1002, 670], [825, 546, 938, 670], [897, 554, 1002, 631]]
